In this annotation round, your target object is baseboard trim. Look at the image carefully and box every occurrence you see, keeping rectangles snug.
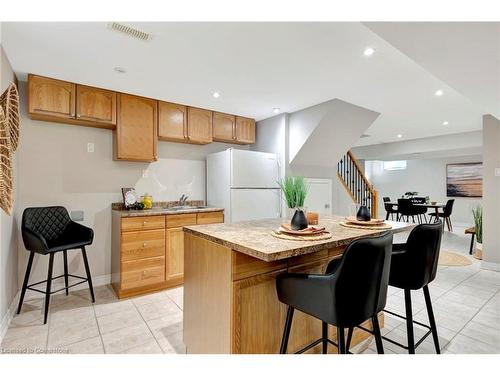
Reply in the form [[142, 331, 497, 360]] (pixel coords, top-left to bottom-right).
[[0, 274, 111, 343], [481, 261, 500, 272]]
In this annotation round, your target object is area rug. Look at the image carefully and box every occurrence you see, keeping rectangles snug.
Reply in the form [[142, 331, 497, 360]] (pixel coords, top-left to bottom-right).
[[438, 250, 472, 266]]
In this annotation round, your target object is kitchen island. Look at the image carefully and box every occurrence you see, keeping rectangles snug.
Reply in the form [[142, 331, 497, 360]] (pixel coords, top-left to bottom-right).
[[183, 216, 413, 354]]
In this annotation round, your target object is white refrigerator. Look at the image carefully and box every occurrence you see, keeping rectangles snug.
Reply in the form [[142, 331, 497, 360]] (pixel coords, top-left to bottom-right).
[[207, 149, 282, 223]]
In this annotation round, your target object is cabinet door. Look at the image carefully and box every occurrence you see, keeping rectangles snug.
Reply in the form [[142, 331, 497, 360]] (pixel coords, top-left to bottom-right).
[[116, 93, 158, 162], [76, 85, 117, 126], [158, 101, 188, 141], [28, 74, 76, 119], [166, 227, 185, 282], [235, 116, 256, 144], [213, 112, 236, 143], [187, 107, 213, 144]]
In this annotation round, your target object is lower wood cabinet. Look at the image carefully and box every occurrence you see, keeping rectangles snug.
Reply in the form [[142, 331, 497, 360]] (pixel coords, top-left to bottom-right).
[[111, 210, 224, 298]]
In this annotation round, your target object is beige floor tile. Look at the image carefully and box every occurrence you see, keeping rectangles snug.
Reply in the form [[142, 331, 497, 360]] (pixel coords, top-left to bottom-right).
[[446, 333, 500, 354], [64, 336, 104, 354], [168, 294, 183, 310], [119, 339, 163, 354], [1, 325, 48, 354], [460, 320, 500, 349], [97, 308, 144, 334], [49, 305, 96, 328], [146, 310, 183, 340], [157, 331, 186, 354], [94, 299, 135, 318], [165, 287, 183, 299], [132, 291, 171, 307], [471, 309, 500, 330], [48, 317, 99, 348], [136, 298, 181, 321], [101, 322, 154, 354]]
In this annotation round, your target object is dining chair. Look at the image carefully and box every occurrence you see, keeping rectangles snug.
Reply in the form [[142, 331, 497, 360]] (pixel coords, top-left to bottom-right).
[[383, 197, 397, 221], [429, 199, 455, 231]]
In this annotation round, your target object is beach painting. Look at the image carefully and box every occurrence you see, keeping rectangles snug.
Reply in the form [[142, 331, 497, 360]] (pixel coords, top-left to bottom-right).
[[446, 163, 483, 197]]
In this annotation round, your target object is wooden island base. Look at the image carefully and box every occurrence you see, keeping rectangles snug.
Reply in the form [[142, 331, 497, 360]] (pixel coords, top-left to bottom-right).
[[183, 233, 383, 354]]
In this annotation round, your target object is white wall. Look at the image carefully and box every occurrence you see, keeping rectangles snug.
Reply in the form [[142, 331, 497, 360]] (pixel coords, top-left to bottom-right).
[[15, 80, 249, 287], [482, 115, 500, 269], [366, 156, 482, 225], [0, 41, 19, 331]]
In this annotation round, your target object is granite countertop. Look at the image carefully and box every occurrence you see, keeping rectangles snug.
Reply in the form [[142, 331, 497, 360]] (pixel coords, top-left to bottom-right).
[[183, 216, 414, 262], [112, 206, 224, 218]]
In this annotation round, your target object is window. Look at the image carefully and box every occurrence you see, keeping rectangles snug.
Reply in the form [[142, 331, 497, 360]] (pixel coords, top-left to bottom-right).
[[383, 160, 407, 171]]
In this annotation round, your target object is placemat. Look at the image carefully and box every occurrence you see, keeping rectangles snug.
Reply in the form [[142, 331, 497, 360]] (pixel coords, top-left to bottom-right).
[[339, 222, 392, 230], [271, 231, 332, 241]]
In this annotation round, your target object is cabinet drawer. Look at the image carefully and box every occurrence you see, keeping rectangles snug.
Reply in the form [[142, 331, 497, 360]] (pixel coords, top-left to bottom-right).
[[197, 211, 224, 224], [121, 216, 165, 232], [121, 256, 165, 290], [121, 229, 165, 261], [166, 213, 197, 228]]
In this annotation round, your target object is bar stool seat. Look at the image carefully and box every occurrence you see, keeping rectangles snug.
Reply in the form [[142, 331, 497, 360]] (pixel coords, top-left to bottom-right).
[[276, 232, 393, 354], [19, 206, 96, 324]]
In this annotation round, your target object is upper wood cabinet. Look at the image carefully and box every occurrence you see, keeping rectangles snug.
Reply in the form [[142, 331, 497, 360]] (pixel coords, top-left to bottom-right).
[[158, 101, 188, 142], [235, 116, 256, 144], [76, 85, 117, 126], [115, 93, 158, 162], [187, 107, 213, 144], [28, 74, 76, 119], [213, 112, 236, 143]]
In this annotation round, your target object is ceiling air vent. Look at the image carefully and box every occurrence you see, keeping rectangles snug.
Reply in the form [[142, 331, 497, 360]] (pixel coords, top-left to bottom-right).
[[107, 22, 152, 42]]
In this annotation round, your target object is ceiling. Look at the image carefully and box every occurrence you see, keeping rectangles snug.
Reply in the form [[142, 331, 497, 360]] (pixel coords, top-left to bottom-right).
[[1, 22, 496, 146]]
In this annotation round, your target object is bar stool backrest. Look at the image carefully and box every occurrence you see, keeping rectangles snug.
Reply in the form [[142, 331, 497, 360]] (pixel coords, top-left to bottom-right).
[[397, 198, 415, 216], [331, 232, 393, 327], [443, 199, 455, 217], [22, 206, 71, 250]]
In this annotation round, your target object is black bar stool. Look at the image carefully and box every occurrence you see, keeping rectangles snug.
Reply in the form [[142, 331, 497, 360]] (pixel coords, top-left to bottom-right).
[[383, 197, 397, 221], [276, 232, 393, 354], [383, 222, 443, 354], [19, 206, 95, 324]]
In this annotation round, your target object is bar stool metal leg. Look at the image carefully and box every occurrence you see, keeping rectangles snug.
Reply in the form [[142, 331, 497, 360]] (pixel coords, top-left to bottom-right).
[[44, 253, 55, 325], [423, 285, 441, 354], [372, 316, 384, 354], [346, 327, 354, 353], [81, 247, 95, 303], [322, 322, 328, 354], [280, 306, 294, 354], [337, 327, 346, 354], [17, 251, 35, 314], [63, 250, 69, 296], [404, 289, 415, 354]]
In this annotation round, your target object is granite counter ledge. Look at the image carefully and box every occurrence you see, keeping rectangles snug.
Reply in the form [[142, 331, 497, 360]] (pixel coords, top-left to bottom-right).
[[183, 215, 413, 262], [112, 206, 224, 218]]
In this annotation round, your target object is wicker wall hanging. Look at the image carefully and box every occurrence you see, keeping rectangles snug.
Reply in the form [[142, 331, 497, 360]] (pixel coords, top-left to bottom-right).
[[0, 83, 21, 215]]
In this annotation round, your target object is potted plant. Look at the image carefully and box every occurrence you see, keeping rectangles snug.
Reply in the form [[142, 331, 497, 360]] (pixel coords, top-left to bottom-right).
[[278, 176, 308, 230], [472, 205, 483, 259]]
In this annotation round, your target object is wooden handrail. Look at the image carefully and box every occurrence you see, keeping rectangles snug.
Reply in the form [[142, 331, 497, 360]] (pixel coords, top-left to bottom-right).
[[337, 150, 378, 218]]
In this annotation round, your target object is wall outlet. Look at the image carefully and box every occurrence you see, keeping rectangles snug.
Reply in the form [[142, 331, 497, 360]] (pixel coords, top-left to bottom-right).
[[87, 143, 95, 153], [495, 168, 500, 177], [142, 169, 149, 178], [71, 210, 84, 221]]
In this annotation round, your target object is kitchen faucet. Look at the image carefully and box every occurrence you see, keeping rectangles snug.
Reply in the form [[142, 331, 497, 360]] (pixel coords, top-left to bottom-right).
[[179, 194, 189, 205]]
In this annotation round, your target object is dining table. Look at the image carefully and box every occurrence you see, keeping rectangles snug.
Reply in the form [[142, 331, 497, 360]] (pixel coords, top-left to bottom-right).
[[387, 201, 445, 218]]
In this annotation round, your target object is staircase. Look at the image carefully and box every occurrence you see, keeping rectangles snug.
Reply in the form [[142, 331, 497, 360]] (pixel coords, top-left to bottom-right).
[[337, 150, 378, 218]]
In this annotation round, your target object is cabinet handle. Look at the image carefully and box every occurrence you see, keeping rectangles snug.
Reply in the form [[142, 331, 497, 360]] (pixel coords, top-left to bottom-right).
[[76, 114, 81, 118], [143, 242, 147, 247], [70, 113, 75, 117], [143, 221, 147, 225]]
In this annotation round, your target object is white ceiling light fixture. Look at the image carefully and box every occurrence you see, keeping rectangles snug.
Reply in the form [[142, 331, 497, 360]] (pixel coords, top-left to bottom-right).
[[107, 22, 152, 42], [273, 107, 280, 114], [212, 92, 220, 98], [435, 89, 444, 96], [397, 134, 403, 138], [113, 66, 126, 74], [443, 121, 449, 125], [363, 47, 375, 56]]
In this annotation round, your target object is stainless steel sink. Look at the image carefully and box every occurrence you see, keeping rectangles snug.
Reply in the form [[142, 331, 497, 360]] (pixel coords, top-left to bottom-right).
[[166, 206, 208, 211]]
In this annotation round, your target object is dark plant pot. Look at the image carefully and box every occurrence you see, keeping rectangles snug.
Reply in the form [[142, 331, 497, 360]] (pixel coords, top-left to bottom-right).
[[291, 208, 308, 230], [356, 205, 371, 221]]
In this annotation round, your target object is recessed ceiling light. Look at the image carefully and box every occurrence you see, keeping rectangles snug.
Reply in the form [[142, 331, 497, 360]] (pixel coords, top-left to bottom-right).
[[212, 92, 220, 98], [273, 107, 280, 114], [435, 90, 444, 96], [397, 134, 403, 138], [113, 67, 126, 73], [363, 47, 375, 56], [443, 121, 449, 125]]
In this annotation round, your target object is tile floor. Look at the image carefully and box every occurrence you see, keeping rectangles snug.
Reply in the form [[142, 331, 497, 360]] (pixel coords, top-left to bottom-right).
[[2, 224, 499, 354]]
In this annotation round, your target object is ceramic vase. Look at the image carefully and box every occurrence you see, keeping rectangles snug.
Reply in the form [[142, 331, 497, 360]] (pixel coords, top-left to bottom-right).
[[356, 205, 371, 221], [291, 207, 308, 230]]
